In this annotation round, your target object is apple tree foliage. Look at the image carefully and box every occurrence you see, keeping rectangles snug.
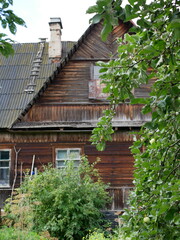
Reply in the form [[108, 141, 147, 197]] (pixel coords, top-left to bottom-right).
[[87, 0, 180, 239], [0, 0, 26, 57]]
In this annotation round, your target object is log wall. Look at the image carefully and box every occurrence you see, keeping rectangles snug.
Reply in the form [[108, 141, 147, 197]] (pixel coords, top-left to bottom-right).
[[0, 131, 134, 188]]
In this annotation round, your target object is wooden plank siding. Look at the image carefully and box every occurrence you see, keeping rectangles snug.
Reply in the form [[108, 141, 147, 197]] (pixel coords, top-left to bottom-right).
[[20, 104, 150, 126], [35, 61, 90, 103], [16, 21, 151, 127], [71, 21, 132, 60], [0, 133, 134, 210], [0, 132, 134, 189], [85, 142, 134, 186]]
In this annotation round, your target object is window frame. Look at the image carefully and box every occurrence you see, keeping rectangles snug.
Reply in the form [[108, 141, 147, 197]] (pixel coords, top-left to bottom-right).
[[55, 148, 81, 169], [0, 149, 11, 187], [89, 65, 109, 100]]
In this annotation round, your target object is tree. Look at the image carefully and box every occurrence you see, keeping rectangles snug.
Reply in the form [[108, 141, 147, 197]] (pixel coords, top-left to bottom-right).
[[87, 0, 180, 239], [0, 0, 26, 57]]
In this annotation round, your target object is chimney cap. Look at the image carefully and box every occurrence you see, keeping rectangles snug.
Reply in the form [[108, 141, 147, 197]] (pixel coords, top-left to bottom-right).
[[49, 17, 63, 29]]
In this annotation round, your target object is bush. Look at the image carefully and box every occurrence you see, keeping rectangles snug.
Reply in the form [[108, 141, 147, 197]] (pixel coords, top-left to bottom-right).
[[4, 156, 110, 240], [85, 229, 119, 240]]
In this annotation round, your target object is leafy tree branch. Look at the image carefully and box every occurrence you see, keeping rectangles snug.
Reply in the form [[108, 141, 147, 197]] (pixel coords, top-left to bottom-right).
[[0, 0, 26, 57]]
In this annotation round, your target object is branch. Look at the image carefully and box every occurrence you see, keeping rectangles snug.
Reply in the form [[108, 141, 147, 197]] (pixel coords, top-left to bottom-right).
[[11, 146, 21, 201], [164, 164, 180, 182]]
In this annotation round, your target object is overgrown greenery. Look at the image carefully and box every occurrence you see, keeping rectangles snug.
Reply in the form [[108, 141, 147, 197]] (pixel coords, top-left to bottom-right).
[[85, 230, 118, 240], [0, 227, 48, 240], [0, 0, 26, 56], [87, 0, 180, 239], [3, 157, 110, 240]]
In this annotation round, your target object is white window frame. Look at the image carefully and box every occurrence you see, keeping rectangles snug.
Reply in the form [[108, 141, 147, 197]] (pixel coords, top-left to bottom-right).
[[0, 149, 11, 187], [55, 148, 81, 169]]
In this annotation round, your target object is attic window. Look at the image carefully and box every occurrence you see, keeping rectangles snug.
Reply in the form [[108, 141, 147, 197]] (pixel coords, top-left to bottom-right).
[[89, 65, 109, 100]]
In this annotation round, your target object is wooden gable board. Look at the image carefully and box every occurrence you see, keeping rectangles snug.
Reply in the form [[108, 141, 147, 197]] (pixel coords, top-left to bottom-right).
[[71, 21, 132, 60]]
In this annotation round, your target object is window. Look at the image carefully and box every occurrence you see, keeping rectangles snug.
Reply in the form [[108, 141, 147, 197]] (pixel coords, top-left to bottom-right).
[[89, 65, 109, 100], [0, 149, 11, 187], [56, 148, 81, 168]]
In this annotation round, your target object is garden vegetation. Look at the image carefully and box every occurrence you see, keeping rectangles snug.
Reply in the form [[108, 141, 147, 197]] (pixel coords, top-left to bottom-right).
[[87, 0, 180, 239], [2, 157, 110, 240]]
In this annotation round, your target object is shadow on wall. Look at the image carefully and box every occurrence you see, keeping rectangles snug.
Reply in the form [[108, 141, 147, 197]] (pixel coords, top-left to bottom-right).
[[0, 190, 11, 208]]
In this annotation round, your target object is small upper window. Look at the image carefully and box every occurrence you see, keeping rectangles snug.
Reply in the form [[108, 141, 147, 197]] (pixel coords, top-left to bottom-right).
[[0, 149, 11, 187], [56, 148, 81, 169], [89, 65, 109, 100]]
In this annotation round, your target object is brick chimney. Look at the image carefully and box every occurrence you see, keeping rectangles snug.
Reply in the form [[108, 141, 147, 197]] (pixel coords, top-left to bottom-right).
[[49, 17, 63, 63]]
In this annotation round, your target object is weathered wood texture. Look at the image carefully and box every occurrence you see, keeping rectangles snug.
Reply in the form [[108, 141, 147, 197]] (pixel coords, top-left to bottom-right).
[[16, 22, 152, 126], [0, 132, 134, 188], [71, 21, 132, 60], [107, 187, 133, 210], [33, 61, 90, 103], [0, 131, 133, 143], [20, 103, 151, 126], [85, 142, 134, 186]]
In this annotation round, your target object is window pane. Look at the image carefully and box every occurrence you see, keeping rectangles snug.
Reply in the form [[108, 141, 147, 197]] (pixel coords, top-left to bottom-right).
[[0, 168, 9, 184], [56, 160, 65, 168], [0, 151, 9, 160], [57, 150, 67, 160], [69, 150, 80, 159], [74, 160, 80, 167], [0, 161, 9, 167], [93, 66, 103, 79]]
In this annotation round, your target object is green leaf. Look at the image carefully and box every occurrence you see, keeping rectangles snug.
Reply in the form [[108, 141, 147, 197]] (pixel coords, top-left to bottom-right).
[[1, 19, 7, 28], [137, 18, 151, 28], [2, 2, 9, 8], [131, 98, 149, 104], [125, 4, 132, 19], [142, 104, 152, 114], [140, 45, 158, 56], [173, 28, 180, 40], [97, 142, 106, 151], [167, 19, 180, 30], [144, 122, 154, 130], [90, 14, 102, 24], [86, 5, 99, 14], [128, 0, 136, 5], [153, 39, 166, 51], [101, 22, 112, 41], [172, 86, 180, 95], [9, 22, 17, 34], [131, 148, 141, 154], [0, 37, 14, 57]]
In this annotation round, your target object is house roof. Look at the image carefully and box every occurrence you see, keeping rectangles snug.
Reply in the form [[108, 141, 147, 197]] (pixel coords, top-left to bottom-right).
[[0, 21, 136, 130], [0, 41, 76, 128]]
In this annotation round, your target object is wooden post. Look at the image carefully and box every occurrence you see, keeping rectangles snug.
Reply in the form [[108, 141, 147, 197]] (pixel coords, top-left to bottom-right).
[[20, 162, 23, 184], [30, 155, 35, 179]]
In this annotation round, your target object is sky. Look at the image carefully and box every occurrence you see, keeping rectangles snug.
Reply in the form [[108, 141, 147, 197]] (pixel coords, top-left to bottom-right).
[[2, 0, 97, 43]]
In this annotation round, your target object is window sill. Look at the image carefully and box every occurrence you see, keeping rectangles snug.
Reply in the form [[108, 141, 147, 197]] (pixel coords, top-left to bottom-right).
[[0, 185, 11, 189]]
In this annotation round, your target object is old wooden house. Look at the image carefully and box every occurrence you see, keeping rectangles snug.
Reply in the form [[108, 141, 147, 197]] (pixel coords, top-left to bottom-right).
[[0, 18, 151, 209]]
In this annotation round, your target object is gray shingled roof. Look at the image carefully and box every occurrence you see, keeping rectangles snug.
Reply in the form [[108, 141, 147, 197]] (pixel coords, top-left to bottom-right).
[[0, 41, 75, 128]]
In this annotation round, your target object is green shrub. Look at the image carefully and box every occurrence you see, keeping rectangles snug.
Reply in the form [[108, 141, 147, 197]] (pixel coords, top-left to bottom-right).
[[0, 227, 47, 240], [4, 156, 110, 240], [85, 230, 119, 240]]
